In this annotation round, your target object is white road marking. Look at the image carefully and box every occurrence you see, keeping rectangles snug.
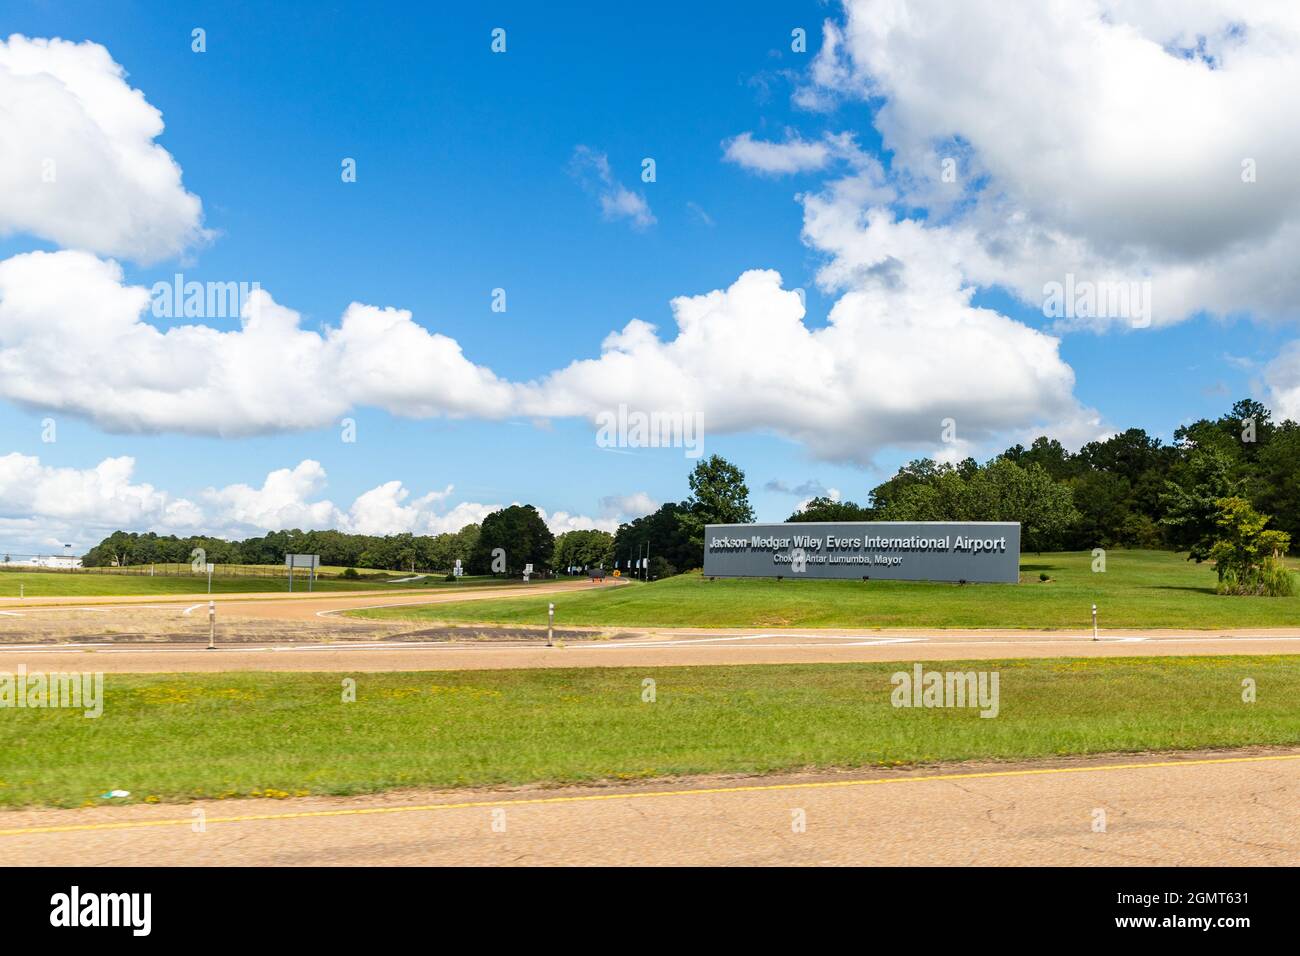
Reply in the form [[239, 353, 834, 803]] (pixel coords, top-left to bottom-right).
[[181, 604, 205, 615], [591, 634, 928, 649]]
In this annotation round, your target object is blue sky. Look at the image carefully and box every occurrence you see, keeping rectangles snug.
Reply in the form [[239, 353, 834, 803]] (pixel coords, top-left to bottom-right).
[[2, 0, 1298, 553]]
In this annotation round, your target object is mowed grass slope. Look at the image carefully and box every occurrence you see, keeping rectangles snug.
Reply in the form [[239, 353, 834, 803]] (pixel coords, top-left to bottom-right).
[[2, 657, 1296, 807], [0, 571, 517, 598], [350, 550, 1300, 629]]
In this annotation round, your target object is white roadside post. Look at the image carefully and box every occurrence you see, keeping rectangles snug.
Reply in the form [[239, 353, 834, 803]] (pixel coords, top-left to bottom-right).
[[547, 602, 555, 647], [206, 562, 214, 594], [1092, 603, 1098, 641], [207, 600, 216, 650]]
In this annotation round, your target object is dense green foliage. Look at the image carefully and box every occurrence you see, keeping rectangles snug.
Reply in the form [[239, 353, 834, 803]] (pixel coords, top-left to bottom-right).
[[791, 399, 1300, 556], [473, 504, 555, 575], [1208, 497, 1293, 596], [81, 526, 484, 573], [553, 529, 615, 572]]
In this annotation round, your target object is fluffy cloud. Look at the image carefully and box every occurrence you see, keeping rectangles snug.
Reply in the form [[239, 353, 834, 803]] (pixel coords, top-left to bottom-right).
[[599, 492, 659, 520], [0, 453, 628, 552], [0, 457, 428, 550], [540, 509, 619, 535], [0, 34, 206, 263], [0, 453, 201, 531], [523, 266, 1089, 465], [0, 244, 1093, 463], [199, 461, 341, 531], [0, 25, 1135, 469], [801, 1, 1300, 328], [1263, 343, 1300, 423], [0, 250, 515, 435], [0, 453, 203, 551]]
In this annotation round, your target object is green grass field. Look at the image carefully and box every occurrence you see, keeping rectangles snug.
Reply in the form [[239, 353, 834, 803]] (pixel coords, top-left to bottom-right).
[[0, 570, 519, 598], [350, 550, 1300, 629], [2, 657, 1295, 807]]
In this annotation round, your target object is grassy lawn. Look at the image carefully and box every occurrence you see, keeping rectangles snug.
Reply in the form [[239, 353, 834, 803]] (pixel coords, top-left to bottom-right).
[[0, 571, 527, 598], [350, 550, 1300, 629], [1, 656, 1296, 807]]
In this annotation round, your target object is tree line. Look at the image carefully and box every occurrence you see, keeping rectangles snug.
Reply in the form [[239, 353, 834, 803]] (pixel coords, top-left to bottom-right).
[[792, 399, 1298, 560], [82, 506, 621, 577], [81, 398, 1297, 584]]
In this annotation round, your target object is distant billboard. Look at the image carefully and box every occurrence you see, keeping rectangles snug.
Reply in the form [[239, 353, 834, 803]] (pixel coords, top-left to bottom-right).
[[703, 522, 1020, 584]]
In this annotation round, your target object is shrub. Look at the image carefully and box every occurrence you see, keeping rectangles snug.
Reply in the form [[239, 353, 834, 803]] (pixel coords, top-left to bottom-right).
[[341, 567, 359, 579], [1217, 557, 1295, 597], [1208, 497, 1293, 597]]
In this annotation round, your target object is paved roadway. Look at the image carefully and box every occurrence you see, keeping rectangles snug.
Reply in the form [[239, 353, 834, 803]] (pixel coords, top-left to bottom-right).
[[5, 627, 1300, 671], [4, 750, 1297, 866], [4, 579, 1300, 670]]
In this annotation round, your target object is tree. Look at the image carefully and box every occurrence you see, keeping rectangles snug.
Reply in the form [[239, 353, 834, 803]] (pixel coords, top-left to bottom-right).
[[1160, 447, 1242, 561], [474, 505, 554, 575], [1251, 422, 1300, 544], [677, 454, 754, 556], [868, 458, 945, 511], [1208, 497, 1293, 596], [554, 529, 614, 572], [875, 458, 1077, 552], [787, 496, 874, 522], [613, 503, 695, 577]]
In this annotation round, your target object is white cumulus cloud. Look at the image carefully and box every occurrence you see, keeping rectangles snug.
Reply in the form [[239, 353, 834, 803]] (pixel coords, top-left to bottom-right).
[[0, 250, 516, 435], [803, 0, 1300, 329], [0, 34, 206, 263]]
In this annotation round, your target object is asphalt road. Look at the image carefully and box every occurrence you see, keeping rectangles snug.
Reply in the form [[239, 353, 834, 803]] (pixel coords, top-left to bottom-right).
[[5, 749, 1297, 866], [5, 626, 1300, 671]]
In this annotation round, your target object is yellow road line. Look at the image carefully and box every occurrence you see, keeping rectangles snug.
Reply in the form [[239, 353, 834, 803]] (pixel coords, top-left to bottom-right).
[[3, 752, 1298, 838]]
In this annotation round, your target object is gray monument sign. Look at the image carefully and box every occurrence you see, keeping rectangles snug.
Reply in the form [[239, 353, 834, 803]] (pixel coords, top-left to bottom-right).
[[703, 521, 1021, 584]]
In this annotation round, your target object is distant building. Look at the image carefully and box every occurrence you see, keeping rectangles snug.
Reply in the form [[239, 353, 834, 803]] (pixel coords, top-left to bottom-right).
[[13, 554, 83, 569]]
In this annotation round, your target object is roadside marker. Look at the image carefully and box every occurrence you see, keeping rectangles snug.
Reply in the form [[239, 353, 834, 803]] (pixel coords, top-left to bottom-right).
[[207, 601, 216, 650]]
